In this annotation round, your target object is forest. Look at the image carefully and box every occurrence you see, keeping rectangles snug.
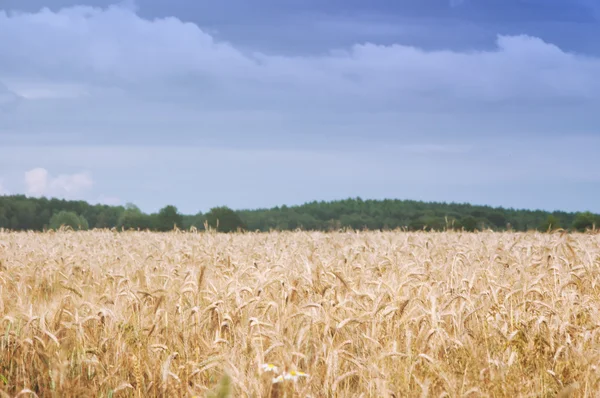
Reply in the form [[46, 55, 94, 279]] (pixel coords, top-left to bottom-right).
[[0, 194, 598, 233]]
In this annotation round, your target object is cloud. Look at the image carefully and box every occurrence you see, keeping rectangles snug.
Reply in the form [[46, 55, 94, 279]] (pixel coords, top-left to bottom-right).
[[24, 168, 48, 196], [0, 82, 19, 112], [1, 138, 598, 213], [0, 4, 599, 114], [398, 144, 472, 154], [0, 3, 599, 215], [4, 79, 89, 100], [24, 168, 93, 198]]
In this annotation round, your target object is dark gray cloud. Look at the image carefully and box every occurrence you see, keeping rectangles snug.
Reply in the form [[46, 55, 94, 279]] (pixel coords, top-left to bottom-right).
[[2, 5, 600, 147], [3, 0, 600, 55]]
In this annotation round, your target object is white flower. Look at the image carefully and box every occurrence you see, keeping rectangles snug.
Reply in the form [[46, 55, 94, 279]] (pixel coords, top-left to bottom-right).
[[272, 370, 309, 383], [260, 363, 279, 373], [272, 375, 285, 384]]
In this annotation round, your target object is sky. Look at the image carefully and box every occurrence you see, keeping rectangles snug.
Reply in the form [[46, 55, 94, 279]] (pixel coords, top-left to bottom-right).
[[0, 0, 599, 214]]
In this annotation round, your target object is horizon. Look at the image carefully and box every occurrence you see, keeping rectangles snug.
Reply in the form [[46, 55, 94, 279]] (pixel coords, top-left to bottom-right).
[[1, 0, 599, 214], [1, 192, 596, 217]]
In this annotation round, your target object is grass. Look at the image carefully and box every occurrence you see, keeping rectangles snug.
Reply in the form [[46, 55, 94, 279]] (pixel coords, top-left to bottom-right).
[[0, 229, 599, 397]]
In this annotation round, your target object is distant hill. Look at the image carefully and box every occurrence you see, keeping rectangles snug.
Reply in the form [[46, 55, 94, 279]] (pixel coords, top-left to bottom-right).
[[0, 194, 598, 232], [237, 198, 597, 232]]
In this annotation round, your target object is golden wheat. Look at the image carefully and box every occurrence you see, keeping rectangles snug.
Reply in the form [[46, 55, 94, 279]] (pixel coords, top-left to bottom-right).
[[0, 229, 599, 397]]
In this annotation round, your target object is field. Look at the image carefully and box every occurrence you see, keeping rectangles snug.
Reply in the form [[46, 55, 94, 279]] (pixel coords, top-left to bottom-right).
[[0, 230, 599, 397]]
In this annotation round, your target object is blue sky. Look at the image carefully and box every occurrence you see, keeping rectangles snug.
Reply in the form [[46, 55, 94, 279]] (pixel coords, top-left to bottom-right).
[[0, 0, 598, 214]]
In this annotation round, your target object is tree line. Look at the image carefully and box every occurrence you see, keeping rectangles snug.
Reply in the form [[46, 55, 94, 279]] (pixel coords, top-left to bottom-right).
[[0, 194, 598, 233]]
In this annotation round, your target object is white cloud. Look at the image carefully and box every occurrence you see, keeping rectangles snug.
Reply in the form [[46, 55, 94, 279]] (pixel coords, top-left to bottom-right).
[[0, 82, 19, 111], [0, 4, 598, 112], [4, 79, 89, 100], [24, 168, 48, 196], [24, 167, 93, 198]]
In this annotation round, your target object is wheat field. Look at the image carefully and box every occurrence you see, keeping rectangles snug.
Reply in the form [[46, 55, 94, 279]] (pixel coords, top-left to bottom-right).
[[0, 229, 599, 397]]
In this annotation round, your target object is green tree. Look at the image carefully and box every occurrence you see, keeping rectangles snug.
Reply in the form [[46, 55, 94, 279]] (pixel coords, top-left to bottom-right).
[[1, 194, 600, 233], [49, 211, 89, 230], [487, 211, 506, 229], [182, 212, 205, 230], [572, 211, 597, 232], [94, 210, 110, 228], [0, 214, 9, 229], [540, 214, 561, 231], [205, 206, 246, 232], [118, 212, 152, 230], [155, 205, 184, 231], [460, 216, 478, 232], [124, 203, 141, 212], [117, 203, 151, 230]]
